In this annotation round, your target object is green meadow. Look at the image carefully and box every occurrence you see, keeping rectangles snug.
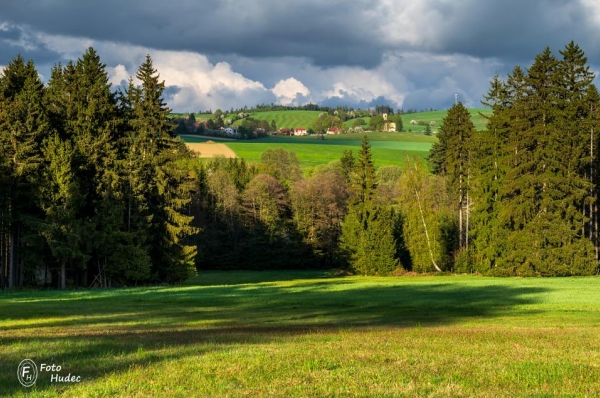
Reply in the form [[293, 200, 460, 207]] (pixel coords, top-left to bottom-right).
[[222, 108, 491, 132], [233, 110, 322, 129], [179, 108, 492, 169], [184, 132, 437, 170], [2, 272, 600, 397], [401, 108, 492, 133]]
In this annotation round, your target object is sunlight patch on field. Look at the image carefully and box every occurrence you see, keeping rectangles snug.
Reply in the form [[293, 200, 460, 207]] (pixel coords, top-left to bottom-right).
[[186, 142, 237, 158]]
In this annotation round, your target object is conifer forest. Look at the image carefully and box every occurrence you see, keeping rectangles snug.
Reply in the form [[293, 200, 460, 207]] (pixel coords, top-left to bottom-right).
[[1, 42, 599, 289]]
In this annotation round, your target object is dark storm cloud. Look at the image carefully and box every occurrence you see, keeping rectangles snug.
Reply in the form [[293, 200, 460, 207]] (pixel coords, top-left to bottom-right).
[[0, 23, 63, 67], [3, 1, 600, 112], [0, 0, 383, 68], [432, 0, 600, 63], [3, 0, 600, 70]]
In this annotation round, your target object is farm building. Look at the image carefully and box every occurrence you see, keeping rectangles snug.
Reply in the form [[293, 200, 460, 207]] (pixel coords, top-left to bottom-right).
[[294, 127, 308, 136], [327, 127, 342, 134]]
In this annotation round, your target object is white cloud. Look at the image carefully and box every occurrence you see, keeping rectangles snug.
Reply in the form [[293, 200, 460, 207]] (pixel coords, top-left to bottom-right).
[[27, 24, 505, 112], [35, 33, 274, 111], [107, 64, 130, 86], [271, 77, 311, 105], [149, 52, 272, 111], [581, 0, 600, 25], [371, 0, 447, 49]]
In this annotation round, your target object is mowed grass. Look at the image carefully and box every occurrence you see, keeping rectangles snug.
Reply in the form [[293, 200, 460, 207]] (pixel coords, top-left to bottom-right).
[[1, 273, 600, 397], [233, 110, 322, 129], [183, 132, 437, 170], [401, 108, 492, 133]]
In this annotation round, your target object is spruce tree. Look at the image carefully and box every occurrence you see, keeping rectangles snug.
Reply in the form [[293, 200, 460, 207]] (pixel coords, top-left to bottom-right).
[[0, 56, 48, 287], [339, 136, 398, 275], [491, 46, 597, 275], [39, 135, 87, 289], [470, 75, 511, 272], [128, 55, 198, 282]]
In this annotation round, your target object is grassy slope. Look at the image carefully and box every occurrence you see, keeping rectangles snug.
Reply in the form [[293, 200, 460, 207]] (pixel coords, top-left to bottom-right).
[[401, 108, 492, 133], [214, 108, 492, 132], [172, 109, 493, 132], [183, 132, 436, 170], [232, 110, 322, 129], [179, 108, 490, 170], [2, 272, 599, 397]]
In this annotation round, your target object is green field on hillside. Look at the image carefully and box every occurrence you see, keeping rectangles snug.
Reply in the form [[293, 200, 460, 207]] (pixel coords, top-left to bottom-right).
[[184, 132, 436, 170], [174, 108, 493, 133], [2, 272, 599, 397], [232, 110, 322, 129], [401, 108, 492, 133]]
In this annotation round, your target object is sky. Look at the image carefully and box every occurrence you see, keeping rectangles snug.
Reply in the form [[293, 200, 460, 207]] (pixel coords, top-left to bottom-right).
[[1, 0, 600, 112]]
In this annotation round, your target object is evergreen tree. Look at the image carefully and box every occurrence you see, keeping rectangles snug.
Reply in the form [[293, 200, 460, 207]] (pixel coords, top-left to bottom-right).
[[339, 136, 398, 274], [352, 136, 377, 205], [470, 75, 511, 272], [583, 84, 600, 262], [128, 55, 198, 282], [479, 45, 598, 275], [430, 103, 474, 250], [39, 135, 87, 289], [0, 56, 48, 287]]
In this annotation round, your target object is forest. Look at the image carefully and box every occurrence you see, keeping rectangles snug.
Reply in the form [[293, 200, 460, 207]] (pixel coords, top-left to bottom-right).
[[1, 41, 599, 289]]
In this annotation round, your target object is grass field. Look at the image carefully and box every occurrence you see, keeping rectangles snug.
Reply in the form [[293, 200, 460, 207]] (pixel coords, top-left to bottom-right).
[[183, 132, 437, 170], [232, 110, 322, 129], [221, 108, 492, 133], [401, 108, 492, 133], [173, 108, 493, 134], [2, 272, 599, 397]]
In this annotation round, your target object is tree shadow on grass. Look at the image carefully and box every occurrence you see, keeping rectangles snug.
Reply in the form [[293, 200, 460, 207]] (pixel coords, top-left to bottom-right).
[[183, 270, 336, 286], [0, 277, 548, 396]]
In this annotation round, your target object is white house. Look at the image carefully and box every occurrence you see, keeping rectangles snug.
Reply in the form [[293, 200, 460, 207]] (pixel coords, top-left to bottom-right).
[[224, 127, 237, 136], [294, 127, 308, 136]]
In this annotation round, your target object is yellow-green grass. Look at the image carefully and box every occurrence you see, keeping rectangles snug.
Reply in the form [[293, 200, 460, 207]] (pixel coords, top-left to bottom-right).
[[232, 110, 322, 129], [402, 108, 492, 133], [183, 133, 436, 170], [2, 273, 600, 397]]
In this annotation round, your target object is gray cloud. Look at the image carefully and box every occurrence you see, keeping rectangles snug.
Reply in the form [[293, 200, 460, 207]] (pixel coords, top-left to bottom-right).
[[2, 1, 600, 112], [431, 0, 599, 63], [0, 23, 62, 67], [0, 0, 383, 68]]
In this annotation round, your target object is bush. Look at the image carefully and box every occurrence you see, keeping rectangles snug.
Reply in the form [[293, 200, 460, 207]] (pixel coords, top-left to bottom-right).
[[453, 248, 474, 273]]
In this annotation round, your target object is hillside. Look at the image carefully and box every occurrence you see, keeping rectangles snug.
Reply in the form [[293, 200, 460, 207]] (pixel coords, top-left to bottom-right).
[[175, 108, 493, 132], [183, 132, 436, 170], [232, 110, 322, 129], [401, 108, 491, 133]]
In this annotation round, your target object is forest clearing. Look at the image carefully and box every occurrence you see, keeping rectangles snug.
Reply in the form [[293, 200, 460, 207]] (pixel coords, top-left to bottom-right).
[[2, 272, 599, 397]]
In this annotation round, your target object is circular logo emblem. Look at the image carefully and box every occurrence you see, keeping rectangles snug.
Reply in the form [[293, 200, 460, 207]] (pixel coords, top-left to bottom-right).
[[17, 359, 38, 387]]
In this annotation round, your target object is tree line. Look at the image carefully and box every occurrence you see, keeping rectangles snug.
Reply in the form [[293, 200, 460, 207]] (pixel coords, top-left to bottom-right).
[[2, 42, 598, 289], [429, 42, 600, 276], [0, 48, 197, 289]]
